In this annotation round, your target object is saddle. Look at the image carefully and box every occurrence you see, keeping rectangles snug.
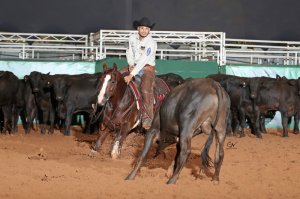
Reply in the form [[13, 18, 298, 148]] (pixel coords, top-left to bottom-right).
[[128, 75, 170, 118]]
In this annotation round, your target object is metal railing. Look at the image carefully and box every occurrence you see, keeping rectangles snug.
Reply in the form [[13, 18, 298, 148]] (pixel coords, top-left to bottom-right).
[[0, 32, 97, 61], [225, 38, 300, 65], [91, 30, 226, 65], [0, 30, 300, 66], [0, 32, 88, 44], [0, 43, 99, 61], [103, 45, 220, 62]]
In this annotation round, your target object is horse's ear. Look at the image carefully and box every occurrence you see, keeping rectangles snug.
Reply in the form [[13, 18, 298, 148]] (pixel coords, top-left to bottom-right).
[[112, 63, 118, 71], [103, 63, 108, 72]]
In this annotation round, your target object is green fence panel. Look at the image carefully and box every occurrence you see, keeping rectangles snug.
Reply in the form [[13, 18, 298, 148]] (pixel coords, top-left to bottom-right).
[[96, 58, 219, 78]]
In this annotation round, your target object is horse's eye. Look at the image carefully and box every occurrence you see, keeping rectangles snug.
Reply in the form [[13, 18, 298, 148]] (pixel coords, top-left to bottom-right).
[[111, 80, 116, 84]]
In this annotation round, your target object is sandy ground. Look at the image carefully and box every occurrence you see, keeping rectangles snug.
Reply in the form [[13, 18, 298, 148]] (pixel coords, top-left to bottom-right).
[[0, 126, 300, 199]]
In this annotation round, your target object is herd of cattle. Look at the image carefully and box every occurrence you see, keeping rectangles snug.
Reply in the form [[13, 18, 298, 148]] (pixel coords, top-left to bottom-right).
[[208, 73, 300, 138], [0, 70, 103, 136], [0, 70, 299, 138]]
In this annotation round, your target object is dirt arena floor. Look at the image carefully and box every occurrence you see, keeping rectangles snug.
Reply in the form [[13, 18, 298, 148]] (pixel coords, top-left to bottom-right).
[[0, 126, 300, 199]]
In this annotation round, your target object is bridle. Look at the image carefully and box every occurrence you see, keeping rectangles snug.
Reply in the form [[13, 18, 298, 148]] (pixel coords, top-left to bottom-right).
[[91, 71, 118, 124], [102, 70, 138, 131]]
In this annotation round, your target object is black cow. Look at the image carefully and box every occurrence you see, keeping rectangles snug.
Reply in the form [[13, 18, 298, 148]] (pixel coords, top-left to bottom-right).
[[0, 71, 19, 133], [16, 79, 38, 134], [251, 76, 300, 137], [157, 73, 185, 88], [26, 71, 55, 134], [126, 78, 230, 184], [207, 74, 256, 137], [207, 74, 278, 138], [46, 73, 103, 136]]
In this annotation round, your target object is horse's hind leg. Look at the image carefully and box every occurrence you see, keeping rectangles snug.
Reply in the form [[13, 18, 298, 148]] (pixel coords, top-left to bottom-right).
[[125, 128, 159, 180]]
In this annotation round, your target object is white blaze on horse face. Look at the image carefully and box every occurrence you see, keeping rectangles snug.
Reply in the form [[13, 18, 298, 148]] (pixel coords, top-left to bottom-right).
[[97, 75, 111, 105]]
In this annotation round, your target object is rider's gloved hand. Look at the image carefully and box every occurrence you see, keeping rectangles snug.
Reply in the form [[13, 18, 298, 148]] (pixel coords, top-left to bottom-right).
[[124, 74, 134, 85]]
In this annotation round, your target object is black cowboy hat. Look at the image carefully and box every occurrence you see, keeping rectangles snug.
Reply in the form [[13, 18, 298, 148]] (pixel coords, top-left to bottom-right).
[[133, 17, 155, 29]]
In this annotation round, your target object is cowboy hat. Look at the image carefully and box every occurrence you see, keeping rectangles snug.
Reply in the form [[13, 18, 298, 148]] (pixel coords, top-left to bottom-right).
[[133, 17, 155, 29]]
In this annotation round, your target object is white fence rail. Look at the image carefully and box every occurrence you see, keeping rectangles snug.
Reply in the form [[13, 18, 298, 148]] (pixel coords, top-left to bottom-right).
[[91, 30, 225, 65], [225, 38, 300, 65], [0, 32, 88, 44], [0, 32, 96, 60], [0, 43, 98, 61], [0, 30, 300, 66]]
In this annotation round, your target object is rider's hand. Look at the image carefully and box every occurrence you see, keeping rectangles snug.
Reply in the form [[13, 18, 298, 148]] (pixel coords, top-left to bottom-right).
[[124, 74, 133, 85]]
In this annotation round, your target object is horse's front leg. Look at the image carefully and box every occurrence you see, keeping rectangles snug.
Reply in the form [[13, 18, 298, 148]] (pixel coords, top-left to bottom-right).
[[111, 123, 130, 159], [88, 127, 110, 157], [92, 124, 110, 152]]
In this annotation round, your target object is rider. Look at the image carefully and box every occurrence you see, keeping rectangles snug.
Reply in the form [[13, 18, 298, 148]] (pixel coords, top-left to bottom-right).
[[124, 17, 157, 130]]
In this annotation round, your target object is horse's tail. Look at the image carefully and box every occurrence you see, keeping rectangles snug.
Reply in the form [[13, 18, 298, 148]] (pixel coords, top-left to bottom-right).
[[200, 81, 223, 168]]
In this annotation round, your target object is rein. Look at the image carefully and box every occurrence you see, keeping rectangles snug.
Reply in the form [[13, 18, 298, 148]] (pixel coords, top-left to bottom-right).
[[103, 87, 137, 130], [90, 99, 108, 124]]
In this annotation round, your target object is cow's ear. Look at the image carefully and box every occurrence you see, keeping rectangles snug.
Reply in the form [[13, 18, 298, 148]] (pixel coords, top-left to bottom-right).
[[103, 63, 108, 72], [276, 74, 281, 79], [112, 63, 118, 71]]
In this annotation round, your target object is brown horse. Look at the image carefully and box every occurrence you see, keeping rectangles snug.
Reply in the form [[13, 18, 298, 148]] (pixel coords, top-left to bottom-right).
[[92, 64, 182, 159]]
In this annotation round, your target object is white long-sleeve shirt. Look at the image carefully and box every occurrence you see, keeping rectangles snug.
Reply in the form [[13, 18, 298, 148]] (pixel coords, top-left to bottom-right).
[[126, 33, 157, 76]]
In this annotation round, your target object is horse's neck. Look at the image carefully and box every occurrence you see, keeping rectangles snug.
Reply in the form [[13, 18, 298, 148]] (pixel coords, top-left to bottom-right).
[[110, 77, 128, 107]]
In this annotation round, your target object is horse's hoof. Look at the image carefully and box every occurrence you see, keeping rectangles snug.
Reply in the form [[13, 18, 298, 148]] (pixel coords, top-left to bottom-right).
[[125, 174, 134, 181], [213, 180, 219, 185], [88, 149, 98, 158], [166, 177, 177, 184], [111, 152, 120, 159]]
